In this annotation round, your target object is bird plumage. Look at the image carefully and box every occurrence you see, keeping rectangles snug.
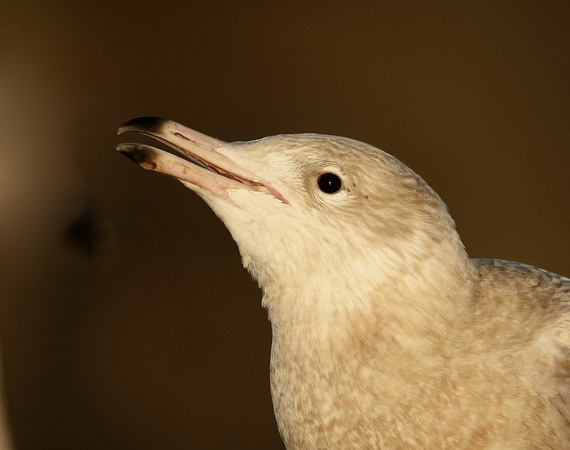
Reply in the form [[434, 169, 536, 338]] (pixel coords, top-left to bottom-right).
[[117, 117, 570, 448]]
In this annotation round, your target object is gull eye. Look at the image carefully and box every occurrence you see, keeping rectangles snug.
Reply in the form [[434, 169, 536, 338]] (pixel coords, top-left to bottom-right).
[[317, 172, 342, 194]]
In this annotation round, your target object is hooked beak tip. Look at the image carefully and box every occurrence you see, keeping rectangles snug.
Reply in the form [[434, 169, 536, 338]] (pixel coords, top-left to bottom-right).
[[116, 116, 170, 136]]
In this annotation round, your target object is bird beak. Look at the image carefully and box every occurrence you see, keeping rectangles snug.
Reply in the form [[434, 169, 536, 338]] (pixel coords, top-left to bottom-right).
[[116, 117, 288, 204]]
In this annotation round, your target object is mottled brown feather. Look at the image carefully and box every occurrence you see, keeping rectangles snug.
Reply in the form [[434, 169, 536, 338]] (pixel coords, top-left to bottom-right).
[[118, 119, 570, 449]]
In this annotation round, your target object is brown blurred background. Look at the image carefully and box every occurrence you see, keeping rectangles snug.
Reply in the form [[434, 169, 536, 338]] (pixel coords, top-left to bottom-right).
[[0, 1, 568, 448]]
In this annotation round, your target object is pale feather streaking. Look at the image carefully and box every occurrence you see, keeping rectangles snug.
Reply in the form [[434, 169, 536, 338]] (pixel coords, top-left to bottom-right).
[[117, 117, 570, 449]]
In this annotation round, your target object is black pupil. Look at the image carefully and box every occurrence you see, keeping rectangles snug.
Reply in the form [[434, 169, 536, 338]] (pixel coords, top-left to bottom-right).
[[317, 173, 342, 194]]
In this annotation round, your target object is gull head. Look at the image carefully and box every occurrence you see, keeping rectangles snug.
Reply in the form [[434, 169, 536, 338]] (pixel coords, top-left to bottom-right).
[[117, 117, 471, 324]]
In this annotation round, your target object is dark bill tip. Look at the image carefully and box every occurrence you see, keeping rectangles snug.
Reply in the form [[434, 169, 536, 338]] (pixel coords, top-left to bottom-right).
[[116, 116, 170, 135], [115, 143, 158, 169]]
